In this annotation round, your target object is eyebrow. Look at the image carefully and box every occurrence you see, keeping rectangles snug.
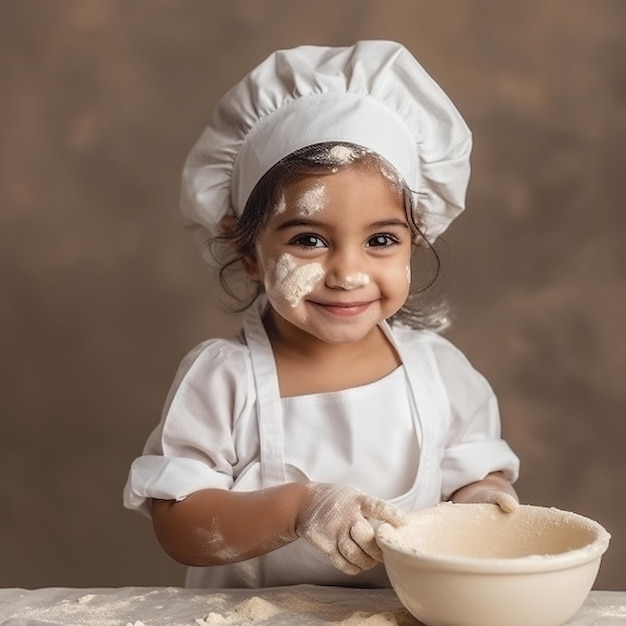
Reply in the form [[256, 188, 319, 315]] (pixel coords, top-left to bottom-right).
[[276, 217, 410, 230]]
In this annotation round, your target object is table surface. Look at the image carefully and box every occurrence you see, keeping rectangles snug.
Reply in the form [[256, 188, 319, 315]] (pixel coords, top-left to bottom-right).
[[1, 586, 625, 625]]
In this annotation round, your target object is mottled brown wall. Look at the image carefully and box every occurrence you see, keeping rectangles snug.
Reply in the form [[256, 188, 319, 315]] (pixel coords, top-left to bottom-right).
[[1, 0, 625, 590]]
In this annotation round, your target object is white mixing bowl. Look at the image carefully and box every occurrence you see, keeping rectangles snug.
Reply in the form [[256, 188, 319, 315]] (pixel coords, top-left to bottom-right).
[[376, 503, 610, 626]]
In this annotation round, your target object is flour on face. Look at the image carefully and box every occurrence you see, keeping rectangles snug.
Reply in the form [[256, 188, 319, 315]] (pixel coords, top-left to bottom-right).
[[273, 192, 287, 214], [326, 144, 365, 164], [266, 253, 325, 307], [296, 184, 326, 216], [336, 272, 370, 290]]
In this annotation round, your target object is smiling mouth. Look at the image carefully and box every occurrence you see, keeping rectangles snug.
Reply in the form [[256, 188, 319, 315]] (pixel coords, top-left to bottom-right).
[[310, 301, 374, 317]]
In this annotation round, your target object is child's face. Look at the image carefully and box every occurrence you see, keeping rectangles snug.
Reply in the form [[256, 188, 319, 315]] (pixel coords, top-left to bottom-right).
[[247, 163, 413, 345]]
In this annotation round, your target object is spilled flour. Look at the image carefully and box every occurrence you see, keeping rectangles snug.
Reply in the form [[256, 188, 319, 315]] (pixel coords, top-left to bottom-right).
[[197, 596, 281, 624], [335, 611, 405, 624], [2, 584, 613, 624], [196, 595, 411, 625], [0, 586, 416, 625]]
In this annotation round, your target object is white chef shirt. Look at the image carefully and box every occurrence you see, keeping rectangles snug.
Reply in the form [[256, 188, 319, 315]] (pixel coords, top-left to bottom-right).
[[124, 298, 519, 587]]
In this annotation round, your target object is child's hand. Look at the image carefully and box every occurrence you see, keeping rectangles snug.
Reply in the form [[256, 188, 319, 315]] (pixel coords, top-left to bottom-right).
[[460, 488, 519, 513], [449, 471, 519, 513], [295, 483, 407, 575]]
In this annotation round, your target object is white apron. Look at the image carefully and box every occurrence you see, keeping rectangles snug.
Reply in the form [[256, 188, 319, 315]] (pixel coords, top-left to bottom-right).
[[185, 307, 450, 588]]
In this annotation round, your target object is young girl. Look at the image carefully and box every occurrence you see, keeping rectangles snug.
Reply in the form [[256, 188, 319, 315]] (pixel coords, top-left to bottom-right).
[[124, 40, 520, 589]]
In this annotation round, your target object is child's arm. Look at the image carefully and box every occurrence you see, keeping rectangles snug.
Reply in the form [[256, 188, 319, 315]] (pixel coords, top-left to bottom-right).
[[151, 482, 407, 575], [448, 471, 519, 512]]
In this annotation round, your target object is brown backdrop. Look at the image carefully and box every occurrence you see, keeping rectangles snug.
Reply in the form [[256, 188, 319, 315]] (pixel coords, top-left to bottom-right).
[[1, 0, 625, 591]]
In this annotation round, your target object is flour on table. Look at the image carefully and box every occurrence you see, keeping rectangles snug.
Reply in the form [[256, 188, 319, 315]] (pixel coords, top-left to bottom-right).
[[235, 597, 282, 619], [77, 593, 97, 604], [196, 596, 409, 625], [334, 610, 404, 625], [197, 613, 227, 625], [197, 595, 282, 624]]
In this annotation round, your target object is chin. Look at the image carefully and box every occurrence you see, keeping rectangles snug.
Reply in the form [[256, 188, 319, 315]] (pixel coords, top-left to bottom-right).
[[307, 324, 379, 345]]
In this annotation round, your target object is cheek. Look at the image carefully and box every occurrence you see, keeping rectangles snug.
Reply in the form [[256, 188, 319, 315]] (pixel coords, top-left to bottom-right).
[[265, 253, 325, 307], [385, 262, 412, 300], [385, 260, 411, 283]]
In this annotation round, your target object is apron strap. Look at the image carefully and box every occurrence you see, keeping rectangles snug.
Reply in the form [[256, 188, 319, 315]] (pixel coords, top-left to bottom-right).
[[380, 322, 450, 507], [243, 300, 287, 487]]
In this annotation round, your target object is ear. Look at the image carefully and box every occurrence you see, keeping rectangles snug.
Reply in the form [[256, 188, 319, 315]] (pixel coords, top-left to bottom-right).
[[219, 213, 238, 235]]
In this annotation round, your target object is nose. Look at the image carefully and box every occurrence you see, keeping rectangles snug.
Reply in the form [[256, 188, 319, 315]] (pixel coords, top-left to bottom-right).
[[324, 249, 370, 290]]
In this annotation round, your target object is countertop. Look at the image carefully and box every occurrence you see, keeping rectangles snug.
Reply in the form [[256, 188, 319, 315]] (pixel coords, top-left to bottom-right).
[[1, 586, 625, 625]]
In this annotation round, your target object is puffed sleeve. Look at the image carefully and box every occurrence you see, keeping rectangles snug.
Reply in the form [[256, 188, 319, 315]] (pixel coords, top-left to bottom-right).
[[123, 337, 255, 517], [431, 336, 520, 499]]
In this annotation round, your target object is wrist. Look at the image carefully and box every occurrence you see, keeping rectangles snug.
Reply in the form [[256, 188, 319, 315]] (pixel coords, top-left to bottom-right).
[[278, 481, 312, 540]]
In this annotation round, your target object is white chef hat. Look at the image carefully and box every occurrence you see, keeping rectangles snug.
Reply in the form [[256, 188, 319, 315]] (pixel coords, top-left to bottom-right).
[[181, 40, 472, 262]]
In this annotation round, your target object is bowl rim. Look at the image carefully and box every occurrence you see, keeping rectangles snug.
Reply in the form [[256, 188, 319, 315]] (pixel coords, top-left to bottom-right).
[[376, 503, 611, 574]]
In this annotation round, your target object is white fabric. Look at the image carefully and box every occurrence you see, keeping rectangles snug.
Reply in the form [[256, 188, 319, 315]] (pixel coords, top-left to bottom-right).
[[180, 39, 472, 262], [125, 353, 418, 514], [123, 299, 519, 588]]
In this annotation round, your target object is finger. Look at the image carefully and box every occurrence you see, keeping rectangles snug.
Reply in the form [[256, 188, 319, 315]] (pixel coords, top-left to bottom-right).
[[350, 520, 384, 562], [337, 534, 378, 572], [467, 489, 519, 513], [493, 492, 520, 513], [303, 530, 363, 575], [362, 497, 408, 527], [328, 550, 364, 576]]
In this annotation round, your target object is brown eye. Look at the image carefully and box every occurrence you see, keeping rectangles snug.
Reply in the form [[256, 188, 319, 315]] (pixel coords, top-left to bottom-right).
[[290, 234, 327, 248], [367, 234, 399, 247]]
